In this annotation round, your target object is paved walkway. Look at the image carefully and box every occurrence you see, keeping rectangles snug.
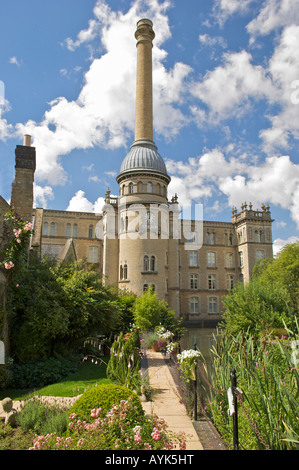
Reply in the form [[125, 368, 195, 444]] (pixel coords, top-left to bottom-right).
[[141, 349, 226, 451], [141, 349, 203, 450]]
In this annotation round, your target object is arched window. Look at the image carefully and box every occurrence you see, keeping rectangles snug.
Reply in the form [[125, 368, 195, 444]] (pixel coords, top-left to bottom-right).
[[143, 255, 149, 271], [43, 222, 48, 236], [50, 222, 55, 236], [147, 182, 153, 193], [119, 265, 123, 280], [66, 223, 71, 237], [129, 182, 134, 194], [143, 284, 149, 292], [73, 224, 78, 237], [150, 255, 156, 271], [88, 225, 93, 238], [123, 264, 128, 280]]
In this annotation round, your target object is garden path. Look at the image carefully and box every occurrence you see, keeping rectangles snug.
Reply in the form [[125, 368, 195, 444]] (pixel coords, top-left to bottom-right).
[[141, 349, 204, 451]]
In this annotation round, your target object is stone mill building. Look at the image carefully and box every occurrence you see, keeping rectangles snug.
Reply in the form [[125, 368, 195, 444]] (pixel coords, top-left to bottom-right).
[[0, 19, 273, 327]]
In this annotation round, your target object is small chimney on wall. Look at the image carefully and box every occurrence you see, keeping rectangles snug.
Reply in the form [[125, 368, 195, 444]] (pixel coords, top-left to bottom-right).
[[10, 135, 36, 222]]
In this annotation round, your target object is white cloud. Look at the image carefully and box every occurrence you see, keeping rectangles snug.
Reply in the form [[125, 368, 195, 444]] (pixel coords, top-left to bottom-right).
[[213, 0, 255, 25], [167, 150, 299, 229], [34, 184, 54, 208], [66, 190, 105, 214], [9, 56, 21, 66], [190, 50, 276, 123], [64, 19, 99, 51], [273, 236, 299, 256], [13, 0, 190, 187], [199, 33, 227, 49], [247, 0, 299, 38], [260, 25, 299, 152]]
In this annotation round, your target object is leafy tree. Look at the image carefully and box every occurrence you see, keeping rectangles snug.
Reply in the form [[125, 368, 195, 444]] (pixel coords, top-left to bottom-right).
[[221, 242, 299, 336], [252, 242, 299, 313], [6, 258, 126, 361], [133, 288, 177, 333]]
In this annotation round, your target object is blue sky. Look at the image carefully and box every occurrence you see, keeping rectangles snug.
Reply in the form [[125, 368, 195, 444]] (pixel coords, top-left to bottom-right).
[[1, 0, 299, 255]]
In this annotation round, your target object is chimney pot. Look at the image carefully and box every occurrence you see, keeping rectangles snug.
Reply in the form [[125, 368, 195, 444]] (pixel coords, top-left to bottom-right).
[[23, 134, 31, 146]]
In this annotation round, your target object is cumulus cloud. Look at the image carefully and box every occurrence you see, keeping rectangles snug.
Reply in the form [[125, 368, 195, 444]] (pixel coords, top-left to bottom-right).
[[260, 25, 299, 152], [247, 0, 299, 38], [64, 19, 99, 51], [273, 236, 299, 256], [13, 0, 190, 188], [213, 0, 255, 25], [190, 50, 276, 124], [34, 184, 54, 208], [66, 190, 106, 213], [167, 150, 299, 229]]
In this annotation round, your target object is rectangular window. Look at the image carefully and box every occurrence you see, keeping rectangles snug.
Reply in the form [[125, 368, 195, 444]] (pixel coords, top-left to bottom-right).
[[190, 297, 199, 314], [88, 247, 98, 263], [190, 274, 198, 290], [226, 274, 234, 290], [73, 224, 78, 238], [189, 251, 198, 267], [208, 297, 217, 314], [226, 253, 234, 268], [207, 252, 216, 267], [208, 274, 216, 290]]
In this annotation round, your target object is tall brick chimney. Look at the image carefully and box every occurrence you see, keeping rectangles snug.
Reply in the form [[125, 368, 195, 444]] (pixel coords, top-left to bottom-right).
[[134, 19, 155, 144], [10, 135, 36, 222]]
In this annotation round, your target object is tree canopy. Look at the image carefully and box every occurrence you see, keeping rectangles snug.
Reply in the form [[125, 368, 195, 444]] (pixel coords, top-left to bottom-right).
[[221, 243, 299, 336]]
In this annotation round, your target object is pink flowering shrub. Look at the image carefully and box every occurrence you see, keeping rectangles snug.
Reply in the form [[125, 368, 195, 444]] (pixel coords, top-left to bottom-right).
[[1, 210, 34, 270], [29, 397, 187, 450]]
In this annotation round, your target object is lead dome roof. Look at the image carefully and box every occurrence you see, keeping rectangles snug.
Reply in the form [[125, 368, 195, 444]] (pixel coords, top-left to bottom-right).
[[117, 140, 170, 180]]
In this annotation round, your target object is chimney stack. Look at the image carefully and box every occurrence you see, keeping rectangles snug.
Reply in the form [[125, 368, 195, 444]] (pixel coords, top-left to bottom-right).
[[134, 19, 155, 144], [10, 135, 36, 222]]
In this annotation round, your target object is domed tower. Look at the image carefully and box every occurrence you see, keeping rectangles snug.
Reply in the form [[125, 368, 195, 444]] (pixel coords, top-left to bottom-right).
[[112, 19, 179, 305]]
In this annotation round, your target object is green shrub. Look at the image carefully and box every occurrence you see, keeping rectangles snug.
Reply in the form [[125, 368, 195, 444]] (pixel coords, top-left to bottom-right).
[[69, 384, 144, 422], [7, 358, 78, 389]]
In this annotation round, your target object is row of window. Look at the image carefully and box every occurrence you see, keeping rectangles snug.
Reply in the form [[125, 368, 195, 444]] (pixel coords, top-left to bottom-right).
[[190, 273, 235, 290], [188, 251, 235, 268], [237, 227, 271, 243], [189, 249, 265, 268], [120, 181, 167, 196], [120, 249, 265, 281], [190, 296, 218, 314], [43, 222, 96, 238], [205, 232, 234, 246]]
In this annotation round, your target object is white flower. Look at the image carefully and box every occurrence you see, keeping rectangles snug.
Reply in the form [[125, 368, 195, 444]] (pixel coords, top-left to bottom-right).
[[177, 349, 201, 363]]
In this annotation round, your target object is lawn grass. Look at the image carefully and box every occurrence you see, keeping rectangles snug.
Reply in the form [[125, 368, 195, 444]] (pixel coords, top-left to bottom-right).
[[0, 357, 111, 401]]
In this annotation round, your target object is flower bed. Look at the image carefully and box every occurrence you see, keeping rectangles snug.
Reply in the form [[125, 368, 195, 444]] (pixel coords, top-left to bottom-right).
[[29, 397, 187, 450]]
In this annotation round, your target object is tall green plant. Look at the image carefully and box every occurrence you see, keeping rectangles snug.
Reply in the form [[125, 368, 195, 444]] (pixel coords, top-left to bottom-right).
[[107, 329, 141, 390], [206, 327, 299, 450]]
